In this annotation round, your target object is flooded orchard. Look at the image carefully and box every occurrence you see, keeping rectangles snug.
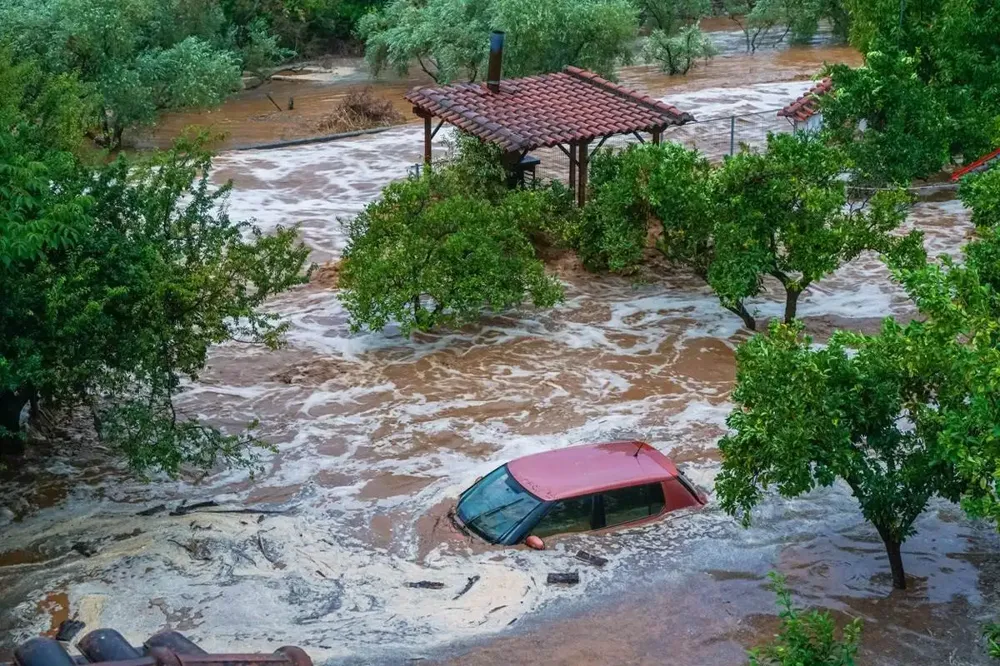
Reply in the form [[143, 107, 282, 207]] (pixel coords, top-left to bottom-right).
[[1, 32, 998, 666]]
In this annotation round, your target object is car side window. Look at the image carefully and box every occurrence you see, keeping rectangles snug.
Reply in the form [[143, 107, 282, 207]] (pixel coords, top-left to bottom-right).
[[603, 483, 665, 528], [532, 495, 594, 538]]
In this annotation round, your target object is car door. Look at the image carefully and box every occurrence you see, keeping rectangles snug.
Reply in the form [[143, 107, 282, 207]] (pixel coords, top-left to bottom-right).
[[601, 482, 666, 529], [530, 494, 600, 538]]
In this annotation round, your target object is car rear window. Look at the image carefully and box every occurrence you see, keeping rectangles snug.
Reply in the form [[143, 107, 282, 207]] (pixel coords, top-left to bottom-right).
[[603, 483, 665, 527], [532, 495, 594, 538]]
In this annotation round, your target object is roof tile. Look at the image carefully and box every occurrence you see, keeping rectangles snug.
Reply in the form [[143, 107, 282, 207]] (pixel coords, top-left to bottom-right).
[[405, 67, 695, 152], [778, 77, 833, 122]]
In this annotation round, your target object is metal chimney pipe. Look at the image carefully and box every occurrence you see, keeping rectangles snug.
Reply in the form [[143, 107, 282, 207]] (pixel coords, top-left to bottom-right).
[[487, 31, 505, 93]]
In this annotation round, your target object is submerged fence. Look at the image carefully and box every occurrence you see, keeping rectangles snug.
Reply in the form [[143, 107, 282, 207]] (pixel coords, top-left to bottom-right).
[[534, 107, 793, 183], [409, 108, 795, 183]]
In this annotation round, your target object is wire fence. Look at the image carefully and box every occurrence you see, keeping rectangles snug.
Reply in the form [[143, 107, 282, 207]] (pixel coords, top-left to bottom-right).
[[408, 108, 796, 184], [535, 107, 793, 183]]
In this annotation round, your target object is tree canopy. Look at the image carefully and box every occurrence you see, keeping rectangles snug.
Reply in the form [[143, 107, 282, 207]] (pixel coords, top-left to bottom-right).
[[716, 190, 1000, 588], [823, 0, 1000, 184], [1, 58, 310, 472], [0, 0, 293, 148], [338, 142, 567, 334], [358, 0, 638, 83], [579, 135, 917, 329]]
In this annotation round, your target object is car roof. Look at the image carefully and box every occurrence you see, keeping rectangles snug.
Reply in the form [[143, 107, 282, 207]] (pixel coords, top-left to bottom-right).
[[506, 441, 680, 502]]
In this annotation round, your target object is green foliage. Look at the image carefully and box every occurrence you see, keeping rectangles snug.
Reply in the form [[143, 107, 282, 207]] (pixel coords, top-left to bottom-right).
[[234, 17, 297, 82], [222, 0, 384, 54], [828, 0, 1000, 184], [580, 142, 712, 273], [986, 622, 1000, 659], [723, 0, 845, 52], [580, 135, 915, 329], [959, 169, 1000, 230], [716, 318, 964, 589], [823, 52, 951, 185], [1, 67, 310, 472], [706, 133, 915, 327], [717, 220, 1000, 588], [442, 132, 509, 201], [748, 573, 862, 666], [644, 25, 718, 76], [493, 0, 638, 79], [0, 0, 260, 148], [338, 172, 564, 334], [358, 0, 637, 83]]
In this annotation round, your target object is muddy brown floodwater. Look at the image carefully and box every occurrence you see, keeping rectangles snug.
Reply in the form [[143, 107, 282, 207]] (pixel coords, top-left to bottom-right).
[[1, 28, 997, 666]]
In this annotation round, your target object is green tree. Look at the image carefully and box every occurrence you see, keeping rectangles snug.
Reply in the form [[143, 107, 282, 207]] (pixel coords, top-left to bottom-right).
[[723, 0, 791, 53], [705, 133, 915, 328], [716, 320, 966, 589], [716, 218, 1000, 589], [358, 0, 637, 83], [959, 168, 1000, 230], [580, 135, 916, 329], [0, 0, 251, 148], [1, 61, 310, 470], [339, 172, 564, 334], [823, 51, 952, 185], [644, 25, 718, 76], [826, 0, 1000, 184], [748, 573, 862, 666]]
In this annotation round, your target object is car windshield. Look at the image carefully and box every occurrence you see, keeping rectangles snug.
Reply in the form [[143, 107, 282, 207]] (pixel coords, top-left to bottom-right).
[[457, 465, 542, 543]]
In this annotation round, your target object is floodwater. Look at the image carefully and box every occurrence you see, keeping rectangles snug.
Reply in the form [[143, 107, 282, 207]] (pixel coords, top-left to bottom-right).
[[2, 29, 997, 666]]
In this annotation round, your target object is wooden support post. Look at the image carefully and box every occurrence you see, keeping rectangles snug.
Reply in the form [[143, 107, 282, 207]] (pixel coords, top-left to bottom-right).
[[577, 139, 590, 206], [652, 128, 661, 145], [569, 144, 577, 194], [423, 115, 432, 165]]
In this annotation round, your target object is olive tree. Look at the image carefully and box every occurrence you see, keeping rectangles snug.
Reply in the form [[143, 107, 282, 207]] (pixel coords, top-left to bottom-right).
[[636, 0, 709, 32], [643, 25, 718, 76], [358, 0, 638, 83]]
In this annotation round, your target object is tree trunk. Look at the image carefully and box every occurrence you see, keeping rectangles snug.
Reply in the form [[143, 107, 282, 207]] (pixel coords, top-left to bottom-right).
[[878, 530, 906, 590], [783, 288, 801, 323], [725, 301, 756, 331], [0, 390, 28, 457]]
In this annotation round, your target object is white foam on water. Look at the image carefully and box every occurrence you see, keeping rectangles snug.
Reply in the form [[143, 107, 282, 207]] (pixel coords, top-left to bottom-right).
[[0, 74, 980, 662]]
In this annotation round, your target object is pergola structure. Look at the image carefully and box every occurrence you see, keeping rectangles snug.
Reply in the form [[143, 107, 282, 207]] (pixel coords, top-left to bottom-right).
[[405, 66, 695, 205]]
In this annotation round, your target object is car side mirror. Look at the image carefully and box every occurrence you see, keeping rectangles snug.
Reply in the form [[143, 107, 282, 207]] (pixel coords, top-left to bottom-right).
[[525, 535, 545, 550]]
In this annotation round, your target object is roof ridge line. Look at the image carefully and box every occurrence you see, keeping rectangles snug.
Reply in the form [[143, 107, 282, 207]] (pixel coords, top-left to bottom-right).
[[562, 66, 695, 124]]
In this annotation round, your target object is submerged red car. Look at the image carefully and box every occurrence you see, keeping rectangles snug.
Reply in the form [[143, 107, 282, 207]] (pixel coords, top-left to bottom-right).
[[454, 441, 707, 547]]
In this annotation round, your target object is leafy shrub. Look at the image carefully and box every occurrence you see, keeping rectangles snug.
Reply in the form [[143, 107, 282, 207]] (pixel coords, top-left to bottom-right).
[[338, 172, 564, 334], [749, 572, 862, 665], [959, 168, 1000, 230], [644, 25, 718, 75]]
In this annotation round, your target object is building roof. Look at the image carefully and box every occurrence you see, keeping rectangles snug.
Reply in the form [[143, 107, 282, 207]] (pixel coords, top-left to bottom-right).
[[952, 147, 1000, 182], [405, 66, 694, 152], [507, 441, 678, 501], [778, 77, 833, 122]]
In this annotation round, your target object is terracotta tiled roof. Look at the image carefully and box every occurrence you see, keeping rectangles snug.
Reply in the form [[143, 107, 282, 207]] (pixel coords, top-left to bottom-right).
[[778, 77, 833, 122], [952, 147, 1000, 182], [405, 66, 695, 152]]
